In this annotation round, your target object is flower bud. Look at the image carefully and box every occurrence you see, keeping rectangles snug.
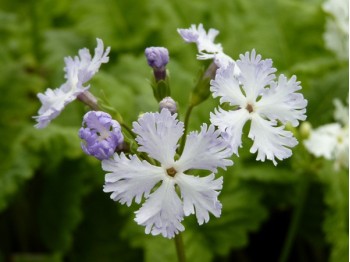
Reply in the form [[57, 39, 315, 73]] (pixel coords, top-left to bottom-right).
[[79, 111, 124, 160], [159, 97, 177, 114], [145, 47, 169, 81]]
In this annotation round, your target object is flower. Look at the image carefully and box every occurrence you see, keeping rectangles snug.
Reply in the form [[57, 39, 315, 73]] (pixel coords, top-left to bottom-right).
[[102, 109, 233, 238], [304, 99, 348, 170], [33, 38, 110, 128], [210, 50, 307, 165], [177, 23, 234, 68], [323, 0, 349, 60], [79, 111, 124, 160]]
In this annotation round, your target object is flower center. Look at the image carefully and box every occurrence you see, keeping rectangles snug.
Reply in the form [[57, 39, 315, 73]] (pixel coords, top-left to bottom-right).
[[166, 167, 177, 177], [246, 103, 254, 113]]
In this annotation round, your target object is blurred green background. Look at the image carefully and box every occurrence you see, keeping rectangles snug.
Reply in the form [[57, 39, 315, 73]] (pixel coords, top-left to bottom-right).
[[0, 0, 348, 261]]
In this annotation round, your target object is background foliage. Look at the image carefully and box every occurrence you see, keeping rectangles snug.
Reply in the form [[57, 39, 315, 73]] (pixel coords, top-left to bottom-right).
[[0, 0, 348, 261]]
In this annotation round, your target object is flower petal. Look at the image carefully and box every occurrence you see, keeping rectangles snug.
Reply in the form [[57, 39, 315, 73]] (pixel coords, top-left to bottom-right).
[[175, 124, 233, 173], [237, 50, 276, 101], [175, 173, 223, 225], [210, 63, 246, 107], [249, 114, 298, 165], [133, 109, 184, 166], [102, 153, 164, 206], [135, 178, 185, 239], [256, 74, 307, 127], [210, 108, 250, 155]]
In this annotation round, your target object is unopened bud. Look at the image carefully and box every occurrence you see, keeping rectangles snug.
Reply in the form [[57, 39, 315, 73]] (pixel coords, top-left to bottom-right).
[[300, 121, 312, 139], [145, 47, 169, 81], [159, 97, 177, 114]]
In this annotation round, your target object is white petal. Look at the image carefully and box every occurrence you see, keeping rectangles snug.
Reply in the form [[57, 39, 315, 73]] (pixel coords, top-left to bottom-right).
[[210, 108, 250, 155], [135, 178, 185, 239], [210, 63, 246, 107], [237, 50, 276, 101], [175, 124, 233, 173], [77, 38, 111, 83], [175, 173, 223, 225], [178, 24, 223, 60], [304, 123, 342, 159], [102, 153, 164, 206], [33, 84, 82, 128], [256, 74, 307, 127], [333, 99, 348, 126], [133, 109, 184, 166], [249, 114, 298, 165]]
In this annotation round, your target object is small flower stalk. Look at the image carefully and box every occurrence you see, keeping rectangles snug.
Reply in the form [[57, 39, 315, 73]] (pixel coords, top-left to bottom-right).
[[79, 111, 124, 160]]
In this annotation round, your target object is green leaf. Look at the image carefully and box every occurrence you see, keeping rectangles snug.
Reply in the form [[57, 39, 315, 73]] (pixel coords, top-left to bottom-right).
[[320, 165, 349, 262]]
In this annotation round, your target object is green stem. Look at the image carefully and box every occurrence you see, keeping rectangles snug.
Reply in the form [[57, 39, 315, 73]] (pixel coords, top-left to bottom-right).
[[179, 104, 194, 154], [278, 175, 310, 262], [174, 233, 186, 262]]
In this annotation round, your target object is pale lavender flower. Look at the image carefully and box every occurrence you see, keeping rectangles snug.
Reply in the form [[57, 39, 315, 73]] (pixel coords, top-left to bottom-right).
[[177, 23, 234, 68], [102, 109, 233, 238], [79, 111, 123, 160], [34, 38, 110, 128], [210, 50, 307, 165]]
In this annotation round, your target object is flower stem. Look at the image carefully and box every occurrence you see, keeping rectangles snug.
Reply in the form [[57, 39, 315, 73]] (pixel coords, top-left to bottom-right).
[[179, 104, 194, 154], [174, 233, 186, 262], [278, 175, 310, 262]]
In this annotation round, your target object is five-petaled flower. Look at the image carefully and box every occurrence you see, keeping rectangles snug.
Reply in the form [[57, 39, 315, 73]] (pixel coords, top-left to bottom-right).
[[102, 109, 233, 238], [33, 38, 110, 128], [210, 50, 307, 165]]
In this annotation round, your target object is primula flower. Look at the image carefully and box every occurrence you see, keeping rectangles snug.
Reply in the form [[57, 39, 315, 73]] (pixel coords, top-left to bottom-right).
[[304, 99, 348, 170], [177, 23, 233, 68], [79, 111, 124, 160], [34, 38, 110, 128], [102, 109, 233, 238], [323, 0, 349, 60], [210, 50, 307, 165]]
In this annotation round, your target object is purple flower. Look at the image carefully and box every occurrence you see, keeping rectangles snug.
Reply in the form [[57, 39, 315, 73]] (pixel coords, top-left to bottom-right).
[[145, 47, 169, 69], [79, 111, 123, 160]]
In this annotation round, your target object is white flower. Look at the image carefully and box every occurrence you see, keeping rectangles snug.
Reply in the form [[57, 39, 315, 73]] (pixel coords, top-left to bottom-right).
[[33, 38, 110, 128], [177, 23, 234, 68], [323, 0, 349, 60], [210, 50, 307, 165], [102, 109, 233, 238], [304, 99, 349, 170]]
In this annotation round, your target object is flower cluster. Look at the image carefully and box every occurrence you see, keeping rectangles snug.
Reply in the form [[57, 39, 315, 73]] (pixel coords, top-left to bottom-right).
[[33, 24, 309, 239]]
